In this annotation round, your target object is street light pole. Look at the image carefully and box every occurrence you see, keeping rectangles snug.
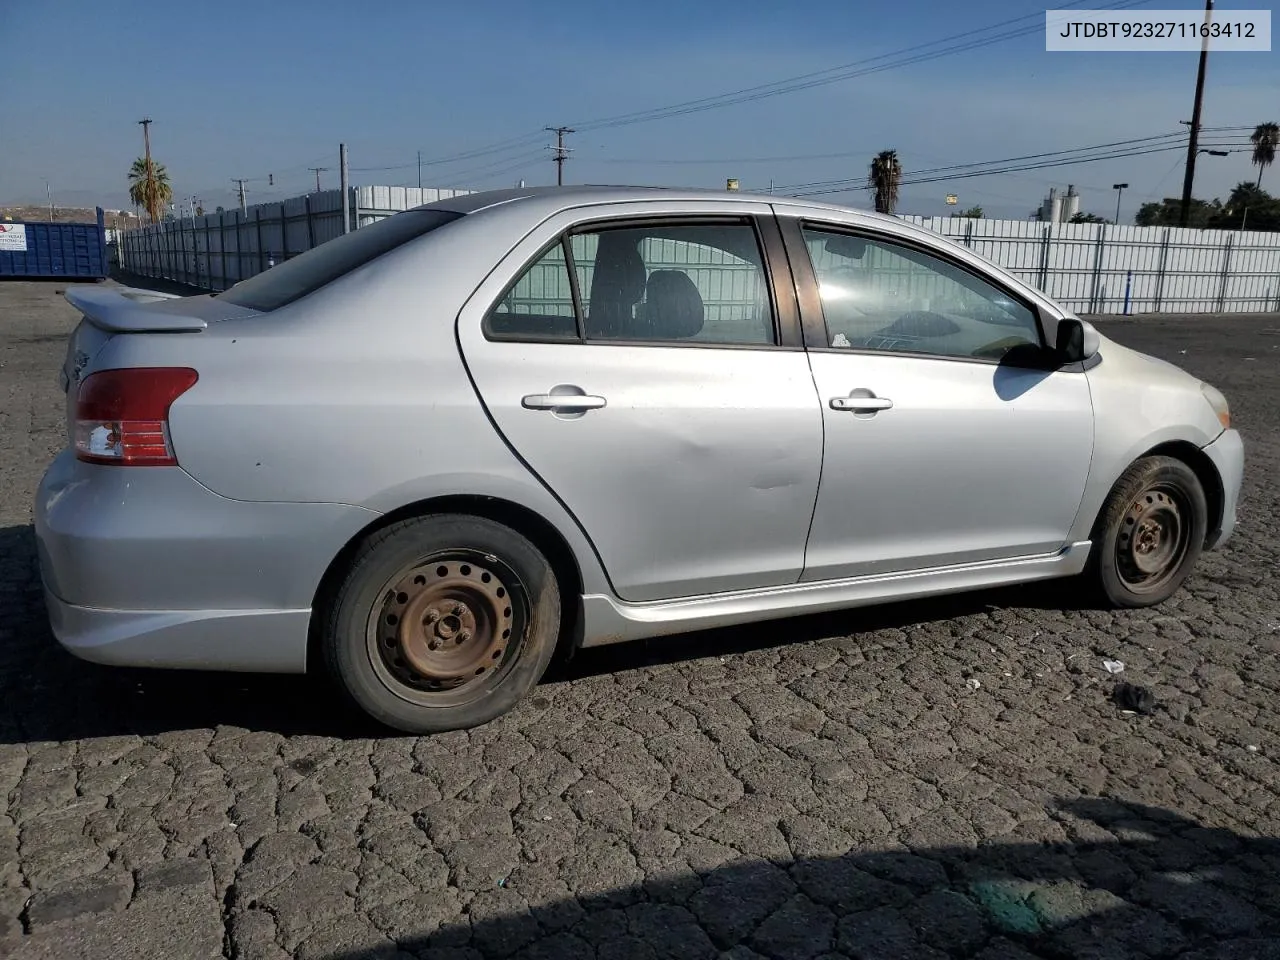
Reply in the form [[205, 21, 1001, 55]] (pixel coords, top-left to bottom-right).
[[1178, 0, 1214, 227], [1112, 183, 1128, 224]]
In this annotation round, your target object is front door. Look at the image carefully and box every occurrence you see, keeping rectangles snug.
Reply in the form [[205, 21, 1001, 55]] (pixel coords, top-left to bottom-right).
[[457, 209, 824, 603], [785, 219, 1095, 582]]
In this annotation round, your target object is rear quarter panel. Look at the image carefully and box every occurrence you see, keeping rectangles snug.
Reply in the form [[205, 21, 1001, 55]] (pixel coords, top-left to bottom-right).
[[112, 208, 613, 595]]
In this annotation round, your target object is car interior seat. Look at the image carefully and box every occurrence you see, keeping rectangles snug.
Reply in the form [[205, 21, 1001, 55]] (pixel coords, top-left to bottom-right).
[[638, 270, 704, 340]]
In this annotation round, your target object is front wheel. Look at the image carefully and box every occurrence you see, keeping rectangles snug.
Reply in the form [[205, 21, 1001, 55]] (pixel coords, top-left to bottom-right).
[[322, 514, 561, 734], [1090, 456, 1207, 608]]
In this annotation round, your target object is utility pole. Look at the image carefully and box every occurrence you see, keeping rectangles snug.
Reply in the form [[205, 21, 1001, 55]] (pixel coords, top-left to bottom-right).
[[1179, 0, 1214, 227], [138, 117, 155, 222], [43, 179, 53, 221], [340, 143, 350, 234], [546, 126, 574, 186], [232, 178, 248, 213], [417, 150, 422, 189], [308, 167, 328, 192], [1112, 183, 1128, 224]]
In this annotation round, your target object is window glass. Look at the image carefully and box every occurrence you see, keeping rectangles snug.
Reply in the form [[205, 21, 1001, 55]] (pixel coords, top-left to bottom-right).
[[802, 227, 1041, 361], [217, 209, 462, 312], [570, 223, 775, 345], [484, 241, 578, 340]]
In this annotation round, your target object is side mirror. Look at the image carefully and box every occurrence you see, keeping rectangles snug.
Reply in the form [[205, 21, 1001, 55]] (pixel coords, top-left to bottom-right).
[[1055, 317, 1100, 364]]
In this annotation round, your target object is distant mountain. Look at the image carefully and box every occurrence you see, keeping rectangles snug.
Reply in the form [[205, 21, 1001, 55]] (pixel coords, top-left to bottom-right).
[[0, 205, 139, 226]]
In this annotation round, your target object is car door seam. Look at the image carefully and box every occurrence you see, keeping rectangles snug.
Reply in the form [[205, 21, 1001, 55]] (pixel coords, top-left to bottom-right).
[[772, 210, 830, 585], [1062, 365, 1101, 545], [451, 301, 624, 602]]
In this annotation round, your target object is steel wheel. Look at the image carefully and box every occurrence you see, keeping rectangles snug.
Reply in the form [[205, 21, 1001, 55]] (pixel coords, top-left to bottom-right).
[[365, 551, 527, 708], [1115, 484, 1191, 594], [1090, 456, 1208, 609]]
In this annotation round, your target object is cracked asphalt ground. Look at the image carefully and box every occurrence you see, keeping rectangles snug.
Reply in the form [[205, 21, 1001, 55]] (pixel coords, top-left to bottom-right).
[[2, 279, 1279, 960]]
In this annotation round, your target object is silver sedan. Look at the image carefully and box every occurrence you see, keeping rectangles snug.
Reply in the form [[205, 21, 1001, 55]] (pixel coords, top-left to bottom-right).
[[35, 186, 1245, 733]]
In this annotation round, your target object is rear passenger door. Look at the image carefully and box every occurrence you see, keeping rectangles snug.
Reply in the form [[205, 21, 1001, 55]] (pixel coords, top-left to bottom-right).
[[456, 205, 824, 603]]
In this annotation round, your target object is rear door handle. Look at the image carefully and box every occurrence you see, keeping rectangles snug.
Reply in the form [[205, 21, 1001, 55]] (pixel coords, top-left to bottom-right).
[[522, 392, 607, 411], [831, 397, 892, 411], [830, 391, 893, 413]]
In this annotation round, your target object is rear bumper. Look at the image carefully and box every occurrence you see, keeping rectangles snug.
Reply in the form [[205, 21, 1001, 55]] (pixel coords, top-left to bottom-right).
[[1203, 427, 1244, 550], [34, 449, 379, 673], [44, 589, 312, 672]]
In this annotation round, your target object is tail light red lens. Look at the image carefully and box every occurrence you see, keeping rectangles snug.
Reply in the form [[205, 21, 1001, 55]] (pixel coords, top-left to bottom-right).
[[74, 367, 198, 466]]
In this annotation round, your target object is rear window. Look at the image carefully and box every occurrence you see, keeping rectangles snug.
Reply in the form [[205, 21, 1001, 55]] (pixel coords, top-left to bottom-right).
[[216, 209, 463, 311]]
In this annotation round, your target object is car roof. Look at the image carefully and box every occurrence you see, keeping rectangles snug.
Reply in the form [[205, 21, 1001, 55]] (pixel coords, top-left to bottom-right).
[[419, 184, 901, 226]]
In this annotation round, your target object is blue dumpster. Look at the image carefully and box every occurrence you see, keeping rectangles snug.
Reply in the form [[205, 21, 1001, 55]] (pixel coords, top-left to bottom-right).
[[0, 208, 108, 279]]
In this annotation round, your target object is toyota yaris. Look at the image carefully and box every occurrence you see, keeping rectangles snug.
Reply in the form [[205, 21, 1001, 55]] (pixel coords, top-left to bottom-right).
[[35, 186, 1244, 733]]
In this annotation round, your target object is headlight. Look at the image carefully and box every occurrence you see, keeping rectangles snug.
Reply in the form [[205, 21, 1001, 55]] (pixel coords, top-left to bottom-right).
[[1201, 382, 1230, 430]]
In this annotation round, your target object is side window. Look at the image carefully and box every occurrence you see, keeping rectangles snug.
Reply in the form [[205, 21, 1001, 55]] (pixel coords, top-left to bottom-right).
[[571, 222, 776, 345], [484, 241, 579, 340], [802, 226, 1042, 361]]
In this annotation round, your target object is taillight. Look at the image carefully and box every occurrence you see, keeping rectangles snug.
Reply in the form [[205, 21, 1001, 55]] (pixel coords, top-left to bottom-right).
[[74, 367, 198, 466]]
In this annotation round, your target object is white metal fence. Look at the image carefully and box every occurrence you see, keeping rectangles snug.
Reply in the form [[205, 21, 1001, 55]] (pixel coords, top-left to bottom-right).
[[116, 186, 471, 292], [901, 216, 1280, 315], [116, 191, 1280, 315]]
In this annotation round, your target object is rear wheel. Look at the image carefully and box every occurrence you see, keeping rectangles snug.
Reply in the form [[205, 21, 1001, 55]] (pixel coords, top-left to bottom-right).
[[323, 514, 561, 733], [1090, 456, 1207, 608]]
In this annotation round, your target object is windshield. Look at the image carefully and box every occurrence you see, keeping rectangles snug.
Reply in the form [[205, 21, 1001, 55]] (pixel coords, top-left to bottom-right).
[[216, 209, 463, 311]]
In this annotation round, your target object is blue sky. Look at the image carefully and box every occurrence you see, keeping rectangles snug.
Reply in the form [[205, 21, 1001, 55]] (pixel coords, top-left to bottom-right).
[[1, 0, 1274, 220]]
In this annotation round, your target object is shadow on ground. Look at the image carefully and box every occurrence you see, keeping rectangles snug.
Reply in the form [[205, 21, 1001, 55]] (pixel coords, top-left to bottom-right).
[[305, 798, 1280, 960], [2, 521, 1092, 744]]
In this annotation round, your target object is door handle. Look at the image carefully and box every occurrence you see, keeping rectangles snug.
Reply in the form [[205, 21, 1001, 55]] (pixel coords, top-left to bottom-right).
[[522, 393, 607, 411], [830, 392, 893, 413]]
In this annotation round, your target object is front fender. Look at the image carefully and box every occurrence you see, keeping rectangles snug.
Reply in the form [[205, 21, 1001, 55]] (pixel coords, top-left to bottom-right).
[[1068, 336, 1225, 544]]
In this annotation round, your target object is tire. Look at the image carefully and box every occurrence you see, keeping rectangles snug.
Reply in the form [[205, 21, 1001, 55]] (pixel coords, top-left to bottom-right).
[[322, 513, 561, 734], [1089, 456, 1207, 608]]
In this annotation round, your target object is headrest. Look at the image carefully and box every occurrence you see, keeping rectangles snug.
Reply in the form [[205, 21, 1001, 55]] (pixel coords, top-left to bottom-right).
[[641, 270, 704, 339], [586, 236, 647, 337]]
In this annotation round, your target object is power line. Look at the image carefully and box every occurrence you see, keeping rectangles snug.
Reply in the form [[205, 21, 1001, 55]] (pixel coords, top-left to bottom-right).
[[1139, 153, 1192, 202], [317, 1, 1158, 190], [588, 132, 1257, 175], [594, 149, 880, 166], [568, 0, 1155, 132], [464, 152, 552, 186], [351, 132, 549, 175], [784, 141, 1250, 198], [776, 130, 1257, 194], [430, 148, 549, 186], [774, 132, 1195, 193]]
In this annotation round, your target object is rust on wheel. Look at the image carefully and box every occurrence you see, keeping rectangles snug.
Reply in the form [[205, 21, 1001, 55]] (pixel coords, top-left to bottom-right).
[[1115, 484, 1190, 595], [370, 557, 516, 696]]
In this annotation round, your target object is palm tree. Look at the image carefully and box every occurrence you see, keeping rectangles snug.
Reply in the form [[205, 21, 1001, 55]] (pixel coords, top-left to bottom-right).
[[1227, 181, 1265, 211], [127, 157, 172, 223], [1250, 122, 1278, 188], [868, 150, 902, 215]]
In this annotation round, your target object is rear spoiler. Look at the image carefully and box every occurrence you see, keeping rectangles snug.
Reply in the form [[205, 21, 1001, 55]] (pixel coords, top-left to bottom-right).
[[65, 285, 208, 333]]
